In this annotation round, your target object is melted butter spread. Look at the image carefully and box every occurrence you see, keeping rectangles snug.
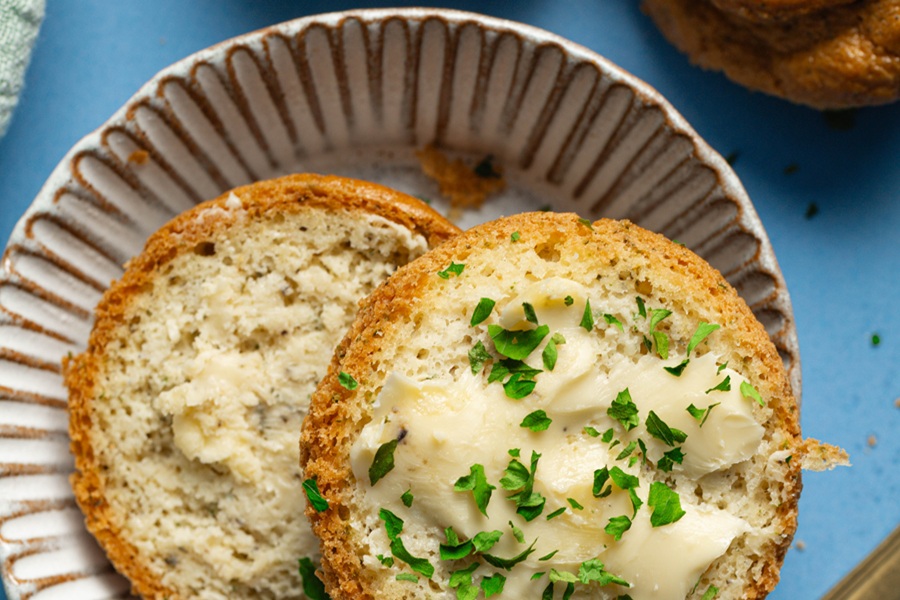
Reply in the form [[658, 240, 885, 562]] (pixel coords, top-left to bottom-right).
[[350, 278, 763, 598]]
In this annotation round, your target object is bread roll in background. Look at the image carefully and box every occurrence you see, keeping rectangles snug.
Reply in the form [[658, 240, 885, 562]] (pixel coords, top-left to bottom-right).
[[301, 212, 844, 599], [65, 174, 460, 599]]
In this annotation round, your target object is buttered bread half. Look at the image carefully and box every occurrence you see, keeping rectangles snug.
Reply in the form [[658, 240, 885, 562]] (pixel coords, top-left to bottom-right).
[[301, 213, 809, 599], [65, 174, 460, 599]]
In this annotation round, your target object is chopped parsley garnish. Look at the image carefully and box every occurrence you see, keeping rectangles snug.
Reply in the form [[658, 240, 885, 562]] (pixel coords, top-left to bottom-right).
[[380, 509, 434, 578], [578, 559, 631, 587], [646, 411, 687, 446], [401, 489, 414, 507], [503, 374, 537, 399], [440, 527, 474, 560], [687, 402, 720, 427], [468, 340, 492, 374], [592, 467, 611, 498], [705, 375, 731, 394], [740, 381, 765, 406], [602, 428, 615, 443], [656, 447, 685, 472], [615, 440, 638, 461], [396, 573, 418, 582], [652, 331, 669, 359], [546, 507, 566, 520], [648, 308, 671, 332], [509, 520, 525, 543], [473, 530, 503, 552], [376, 553, 394, 567], [508, 448, 521, 458], [607, 388, 640, 431], [302, 478, 329, 512], [635, 297, 647, 319], [379, 508, 404, 539], [488, 359, 542, 383], [701, 585, 720, 600], [521, 410, 552, 432], [648, 482, 686, 527], [369, 439, 398, 486], [664, 359, 690, 376], [603, 313, 624, 332], [539, 550, 559, 561], [454, 463, 495, 516], [501, 451, 545, 521], [449, 563, 480, 594], [605, 515, 632, 541], [523, 302, 539, 324], [578, 217, 594, 230], [564, 295, 575, 306], [687, 322, 720, 355], [580, 299, 594, 331], [511, 231, 521, 242], [298, 558, 331, 600], [483, 539, 537, 570], [481, 574, 506, 597], [338, 371, 358, 390], [542, 333, 565, 371], [567, 497, 584, 510], [583, 426, 601, 438], [437, 261, 465, 279], [471, 298, 496, 326], [488, 324, 550, 360]]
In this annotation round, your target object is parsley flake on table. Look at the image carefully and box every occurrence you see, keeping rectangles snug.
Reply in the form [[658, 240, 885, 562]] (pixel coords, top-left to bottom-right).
[[648, 481, 686, 527], [740, 381, 765, 406], [437, 261, 465, 279], [338, 371, 358, 390], [605, 515, 632, 541], [687, 322, 720, 355], [580, 299, 594, 331], [523, 302, 539, 324], [481, 574, 506, 597], [603, 313, 624, 332], [646, 411, 687, 446], [302, 478, 329, 512], [608, 388, 640, 431], [468, 340, 493, 374], [521, 409, 552, 432], [298, 557, 331, 600], [687, 402, 720, 427], [705, 375, 731, 394], [470, 298, 496, 326], [488, 324, 549, 360], [454, 463, 495, 516], [369, 439, 398, 486]]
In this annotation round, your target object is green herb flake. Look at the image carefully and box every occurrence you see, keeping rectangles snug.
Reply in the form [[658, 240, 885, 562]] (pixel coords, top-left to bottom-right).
[[468, 340, 492, 375], [648, 481, 686, 527], [546, 507, 566, 520], [686, 403, 720, 427], [740, 381, 765, 406], [390, 536, 434, 578], [564, 295, 575, 306], [523, 302, 539, 324], [687, 322, 720, 356], [583, 426, 601, 438], [664, 359, 690, 376], [521, 410, 552, 432], [511, 231, 521, 242], [502, 451, 546, 521], [648, 308, 672, 332], [379, 508, 404, 540], [603, 313, 624, 332], [509, 521, 525, 544], [298, 557, 331, 600], [705, 375, 732, 394], [396, 573, 418, 582], [401, 489, 414, 507], [580, 299, 595, 331], [701, 585, 720, 600], [338, 371, 358, 391], [302, 478, 329, 512], [578, 217, 594, 230], [635, 297, 647, 319], [607, 388, 640, 431], [488, 324, 550, 360], [656, 447, 685, 472], [439, 528, 474, 561], [652, 330, 670, 359], [369, 439, 399, 486], [717, 361, 729, 374], [437, 261, 465, 279], [601, 428, 615, 443], [503, 374, 537, 400], [473, 530, 503, 553], [454, 464, 496, 516], [578, 558, 631, 587], [449, 563, 479, 589], [567, 497, 584, 510], [872, 333, 881, 346], [483, 539, 537, 570], [542, 334, 565, 371], [376, 553, 394, 567], [471, 298, 496, 326], [508, 448, 521, 458], [605, 515, 632, 541], [592, 467, 611, 498], [615, 440, 638, 461], [646, 410, 687, 446], [539, 549, 559, 561], [481, 574, 506, 597], [532, 572, 546, 580]]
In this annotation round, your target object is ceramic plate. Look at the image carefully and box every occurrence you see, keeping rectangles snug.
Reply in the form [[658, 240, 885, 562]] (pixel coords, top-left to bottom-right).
[[0, 8, 798, 599]]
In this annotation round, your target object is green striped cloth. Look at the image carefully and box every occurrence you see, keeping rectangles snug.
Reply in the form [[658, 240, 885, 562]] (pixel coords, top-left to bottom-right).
[[0, 0, 44, 137]]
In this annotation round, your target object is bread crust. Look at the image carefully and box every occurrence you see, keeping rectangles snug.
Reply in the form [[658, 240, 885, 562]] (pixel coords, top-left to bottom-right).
[[65, 174, 460, 599], [643, 0, 900, 109], [301, 213, 803, 599]]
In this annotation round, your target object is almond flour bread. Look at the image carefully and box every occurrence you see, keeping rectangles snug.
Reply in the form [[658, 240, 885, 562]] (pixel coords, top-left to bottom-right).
[[643, 0, 900, 108], [65, 174, 460, 599], [301, 213, 839, 600]]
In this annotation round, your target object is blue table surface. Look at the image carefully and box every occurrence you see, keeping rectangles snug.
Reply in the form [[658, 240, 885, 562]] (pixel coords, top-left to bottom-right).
[[1, 2, 897, 599]]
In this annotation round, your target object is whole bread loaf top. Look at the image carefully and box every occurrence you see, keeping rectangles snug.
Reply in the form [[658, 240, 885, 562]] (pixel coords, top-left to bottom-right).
[[301, 212, 805, 600], [65, 174, 460, 599]]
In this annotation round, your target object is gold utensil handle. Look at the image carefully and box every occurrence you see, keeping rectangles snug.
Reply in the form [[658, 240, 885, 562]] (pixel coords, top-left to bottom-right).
[[821, 525, 900, 599]]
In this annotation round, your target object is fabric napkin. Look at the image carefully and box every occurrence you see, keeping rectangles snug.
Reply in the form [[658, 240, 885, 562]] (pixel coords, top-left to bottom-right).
[[0, 0, 44, 138]]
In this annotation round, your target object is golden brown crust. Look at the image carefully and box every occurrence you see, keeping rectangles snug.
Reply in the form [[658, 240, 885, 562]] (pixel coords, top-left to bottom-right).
[[643, 0, 900, 109], [65, 173, 460, 600], [301, 213, 803, 600]]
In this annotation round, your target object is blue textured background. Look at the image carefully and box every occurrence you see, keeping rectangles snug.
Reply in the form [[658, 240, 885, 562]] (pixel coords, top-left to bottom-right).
[[1, 2, 897, 599]]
